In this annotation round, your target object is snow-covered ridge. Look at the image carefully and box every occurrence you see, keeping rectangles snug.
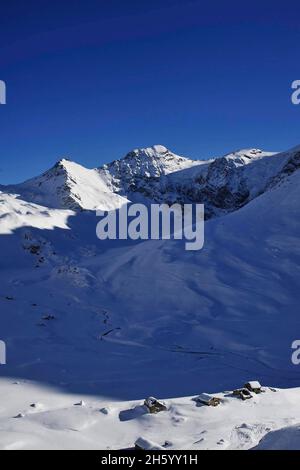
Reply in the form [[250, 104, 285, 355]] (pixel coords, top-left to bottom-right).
[[101, 144, 202, 178], [5, 159, 129, 211], [2, 143, 300, 216], [98, 144, 205, 202]]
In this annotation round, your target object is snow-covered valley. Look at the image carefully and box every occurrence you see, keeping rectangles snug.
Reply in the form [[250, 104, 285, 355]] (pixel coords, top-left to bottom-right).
[[1, 143, 300, 450]]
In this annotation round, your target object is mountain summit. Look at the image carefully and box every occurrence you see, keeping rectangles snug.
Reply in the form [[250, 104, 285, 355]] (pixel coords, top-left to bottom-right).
[[6, 158, 129, 211], [100, 144, 200, 179]]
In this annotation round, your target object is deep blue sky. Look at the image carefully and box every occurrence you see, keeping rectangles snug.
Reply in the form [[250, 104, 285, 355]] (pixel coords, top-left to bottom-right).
[[0, 0, 300, 183]]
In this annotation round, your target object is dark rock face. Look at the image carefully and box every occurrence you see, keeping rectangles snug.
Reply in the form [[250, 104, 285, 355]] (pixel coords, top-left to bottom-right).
[[281, 151, 300, 175], [104, 152, 255, 219], [106, 147, 300, 219], [267, 151, 300, 190]]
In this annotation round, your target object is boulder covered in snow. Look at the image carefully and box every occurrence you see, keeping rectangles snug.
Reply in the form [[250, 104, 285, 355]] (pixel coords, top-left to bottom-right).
[[135, 437, 164, 450]]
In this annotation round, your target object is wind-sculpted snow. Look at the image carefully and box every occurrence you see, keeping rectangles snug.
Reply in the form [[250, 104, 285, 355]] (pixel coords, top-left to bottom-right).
[[1, 380, 300, 450], [253, 422, 300, 450], [0, 192, 74, 234]]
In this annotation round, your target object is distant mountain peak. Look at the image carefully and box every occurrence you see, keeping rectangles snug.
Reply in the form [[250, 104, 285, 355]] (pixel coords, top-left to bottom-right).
[[123, 144, 174, 162], [223, 148, 276, 160], [227, 148, 264, 156]]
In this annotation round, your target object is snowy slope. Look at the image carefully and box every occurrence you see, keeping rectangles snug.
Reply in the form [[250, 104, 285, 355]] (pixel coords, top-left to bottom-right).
[[253, 423, 300, 450], [0, 192, 74, 235], [79, 167, 300, 394], [0, 148, 300, 392], [0, 380, 300, 450]]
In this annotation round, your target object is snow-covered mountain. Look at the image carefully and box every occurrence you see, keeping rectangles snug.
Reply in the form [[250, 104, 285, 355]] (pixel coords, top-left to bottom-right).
[[4, 144, 300, 218], [5, 159, 129, 211], [1, 142, 300, 450], [101, 144, 200, 179], [99, 144, 298, 218]]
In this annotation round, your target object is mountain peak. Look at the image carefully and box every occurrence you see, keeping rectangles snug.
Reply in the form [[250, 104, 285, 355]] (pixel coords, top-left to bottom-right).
[[224, 148, 275, 160], [100, 145, 199, 186], [5, 157, 128, 211], [53, 158, 80, 173], [124, 144, 170, 160], [56, 157, 71, 164]]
